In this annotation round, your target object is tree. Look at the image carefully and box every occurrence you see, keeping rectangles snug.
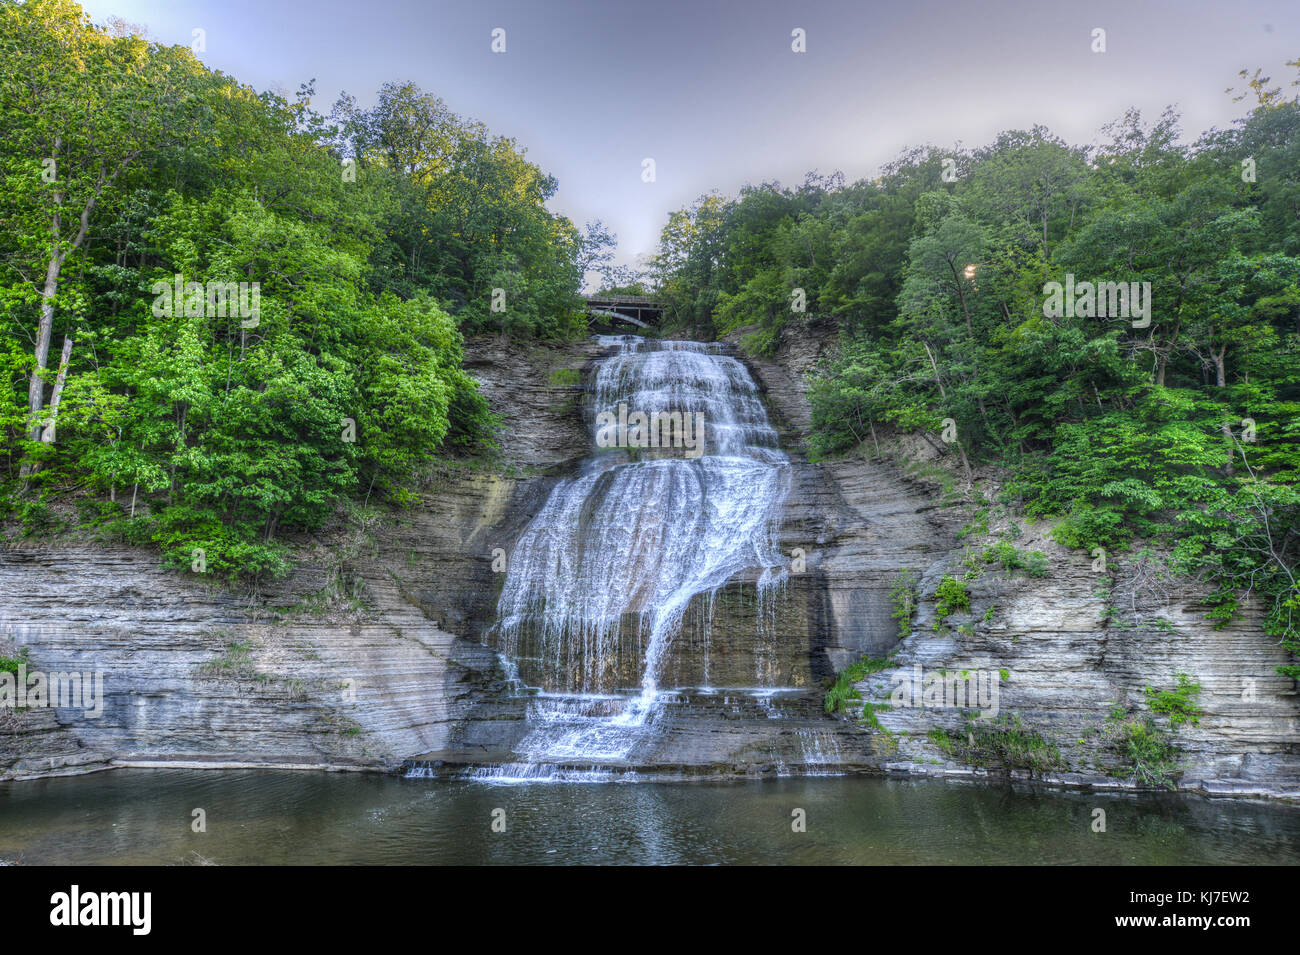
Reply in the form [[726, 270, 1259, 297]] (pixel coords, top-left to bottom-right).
[[0, 0, 198, 470]]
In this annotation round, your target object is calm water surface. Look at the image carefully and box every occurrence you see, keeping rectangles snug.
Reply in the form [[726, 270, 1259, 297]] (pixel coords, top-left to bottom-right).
[[1, 769, 1297, 865]]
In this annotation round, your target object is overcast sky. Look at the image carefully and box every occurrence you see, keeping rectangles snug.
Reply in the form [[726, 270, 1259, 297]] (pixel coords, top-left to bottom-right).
[[77, 0, 1300, 276]]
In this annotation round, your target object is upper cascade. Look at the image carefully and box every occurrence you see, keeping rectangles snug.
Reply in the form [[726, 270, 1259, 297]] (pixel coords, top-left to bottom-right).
[[493, 335, 792, 703]]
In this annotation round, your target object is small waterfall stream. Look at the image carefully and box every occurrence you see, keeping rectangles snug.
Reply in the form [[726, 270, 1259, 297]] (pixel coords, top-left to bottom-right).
[[447, 335, 851, 780]]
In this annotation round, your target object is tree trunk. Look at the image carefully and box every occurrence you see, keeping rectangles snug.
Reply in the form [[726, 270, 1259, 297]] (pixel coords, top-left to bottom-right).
[[26, 251, 64, 445], [1155, 317, 1182, 387], [25, 136, 65, 451], [947, 259, 974, 337], [922, 342, 972, 491], [22, 151, 118, 476], [958, 444, 973, 490], [38, 336, 74, 447], [923, 341, 947, 399], [945, 261, 994, 434], [1214, 343, 1234, 475]]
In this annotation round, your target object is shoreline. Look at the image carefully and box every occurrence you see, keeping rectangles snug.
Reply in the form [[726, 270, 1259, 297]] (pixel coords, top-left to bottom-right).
[[3, 757, 1296, 806]]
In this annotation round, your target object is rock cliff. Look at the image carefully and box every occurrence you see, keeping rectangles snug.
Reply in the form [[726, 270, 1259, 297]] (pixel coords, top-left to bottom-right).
[[0, 338, 603, 780], [734, 316, 1300, 800], [3, 321, 1297, 799]]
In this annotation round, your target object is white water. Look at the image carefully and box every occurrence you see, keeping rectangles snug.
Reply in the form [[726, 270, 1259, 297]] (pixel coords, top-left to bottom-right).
[[482, 336, 792, 774]]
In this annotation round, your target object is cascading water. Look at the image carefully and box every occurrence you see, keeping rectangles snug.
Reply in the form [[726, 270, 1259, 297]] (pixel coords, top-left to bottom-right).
[[460, 334, 848, 781]]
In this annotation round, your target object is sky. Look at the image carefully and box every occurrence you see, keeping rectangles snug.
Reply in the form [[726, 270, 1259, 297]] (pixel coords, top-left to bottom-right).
[[77, 0, 1300, 279]]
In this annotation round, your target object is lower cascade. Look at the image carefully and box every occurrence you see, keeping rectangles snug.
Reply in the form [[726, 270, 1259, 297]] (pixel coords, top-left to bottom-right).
[[416, 335, 871, 781]]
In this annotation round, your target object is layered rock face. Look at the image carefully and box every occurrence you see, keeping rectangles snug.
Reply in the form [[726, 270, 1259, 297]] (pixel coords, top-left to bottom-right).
[[0, 338, 604, 780], [733, 316, 1300, 800], [863, 560, 1300, 798], [3, 320, 1297, 797], [0, 486, 521, 779]]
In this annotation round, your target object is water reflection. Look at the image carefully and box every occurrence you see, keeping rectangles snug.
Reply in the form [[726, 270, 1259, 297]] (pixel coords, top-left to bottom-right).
[[1, 770, 1297, 865]]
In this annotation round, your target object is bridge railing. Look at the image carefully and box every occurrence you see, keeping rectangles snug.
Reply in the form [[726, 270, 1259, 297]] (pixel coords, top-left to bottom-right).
[[585, 297, 663, 309]]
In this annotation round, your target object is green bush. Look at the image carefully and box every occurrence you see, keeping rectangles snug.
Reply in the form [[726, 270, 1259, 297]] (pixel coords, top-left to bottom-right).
[[1145, 672, 1203, 728], [933, 575, 970, 628], [889, 570, 919, 629], [936, 715, 1061, 775], [547, 367, 582, 388], [824, 656, 893, 714], [0, 648, 28, 676], [981, 540, 1049, 578], [928, 726, 955, 754], [1108, 714, 1182, 790]]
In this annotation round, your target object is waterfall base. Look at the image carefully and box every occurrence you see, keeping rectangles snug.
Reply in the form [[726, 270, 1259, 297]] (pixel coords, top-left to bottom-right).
[[402, 686, 879, 781]]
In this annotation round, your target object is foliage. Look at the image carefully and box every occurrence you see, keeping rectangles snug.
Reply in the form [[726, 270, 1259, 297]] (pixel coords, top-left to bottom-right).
[[0, 647, 28, 676], [0, 2, 587, 581], [196, 640, 256, 678], [889, 570, 919, 629], [933, 574, 970, 627], [936, 714, 1062, 775], [927, 726, 954, 754], [547, 367, 582, 387], [824, 655, 892, 714], [1106, 711, 1183, 790], [1145, 672, 1203, 728], [980, 540, 1049, 577], [650, 85, 1300, 675], [332, 80, 590, 338]]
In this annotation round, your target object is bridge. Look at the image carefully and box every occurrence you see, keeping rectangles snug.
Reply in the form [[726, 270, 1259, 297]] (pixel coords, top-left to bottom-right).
[[585, 295, 665, 330]]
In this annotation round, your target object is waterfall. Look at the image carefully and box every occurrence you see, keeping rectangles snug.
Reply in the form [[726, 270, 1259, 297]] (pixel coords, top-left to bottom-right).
[[480, 336, 793, 773]]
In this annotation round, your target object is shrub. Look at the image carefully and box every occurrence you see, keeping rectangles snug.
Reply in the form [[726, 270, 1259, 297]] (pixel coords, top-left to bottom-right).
[[981, 540, 1049, 577], [547, 367, 582, 388], [1108, 715, 1182, 790], [889, 570, 919, 630], [1145, 672, 1203, 728], [937, 715, 1061, 775], [824, 656, 893, 714], [933, 575, 970, 628], [0, 648, 29, 676]]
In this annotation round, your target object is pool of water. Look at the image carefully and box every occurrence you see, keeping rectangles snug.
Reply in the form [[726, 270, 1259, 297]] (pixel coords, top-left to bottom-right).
[[1, 769, 1297, 865]]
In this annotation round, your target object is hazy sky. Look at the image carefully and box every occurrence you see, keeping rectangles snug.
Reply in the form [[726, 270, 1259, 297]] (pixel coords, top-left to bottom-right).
[[77, 0, 1300, 274]]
